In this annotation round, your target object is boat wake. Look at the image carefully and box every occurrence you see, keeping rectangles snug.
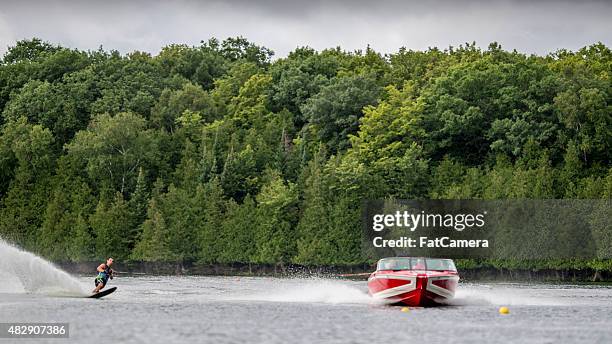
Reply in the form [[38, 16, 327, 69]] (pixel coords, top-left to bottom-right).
[[0, 239, 88, 296], [225, 280, 572, 307], [446, 284, 567, 306], [224, 278, 376, 305]]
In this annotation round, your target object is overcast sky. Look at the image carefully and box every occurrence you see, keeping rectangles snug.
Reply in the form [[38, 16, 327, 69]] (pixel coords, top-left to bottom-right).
[[0, 0, 610, 58]]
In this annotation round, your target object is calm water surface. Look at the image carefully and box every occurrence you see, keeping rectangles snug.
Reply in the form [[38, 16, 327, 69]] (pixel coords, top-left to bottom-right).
[[1, 276, 611, 344]]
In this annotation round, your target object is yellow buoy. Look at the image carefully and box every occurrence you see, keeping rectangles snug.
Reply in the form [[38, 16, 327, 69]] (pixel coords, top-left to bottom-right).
[[499, 306, 509, 314], [401, 307, 410, 312]]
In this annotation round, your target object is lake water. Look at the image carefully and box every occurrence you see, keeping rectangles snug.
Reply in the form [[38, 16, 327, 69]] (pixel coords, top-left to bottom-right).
[[1, 276, 611, 344]]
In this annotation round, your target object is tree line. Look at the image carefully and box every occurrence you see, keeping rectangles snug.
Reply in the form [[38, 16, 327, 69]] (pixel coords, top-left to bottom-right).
[[0, 38, 610, 267]]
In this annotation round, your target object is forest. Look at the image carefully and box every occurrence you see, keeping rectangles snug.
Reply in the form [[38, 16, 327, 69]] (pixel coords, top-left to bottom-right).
[[0, 38, 610, 270]]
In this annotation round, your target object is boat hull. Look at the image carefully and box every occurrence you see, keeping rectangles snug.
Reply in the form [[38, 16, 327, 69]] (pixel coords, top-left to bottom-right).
[[368, 272, 459, 306]]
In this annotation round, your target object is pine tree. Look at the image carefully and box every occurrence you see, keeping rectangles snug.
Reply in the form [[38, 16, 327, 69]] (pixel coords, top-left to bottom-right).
[[129, 167, 149, 248], [90, 192, 134, 260], [327, 196, 362, 264], [253, 170, 298, 264], [131, 198, 173, 261], [159, 184, 205, 262], [39, 188, 72, 260], [197, 178, 225, 263], [294, 154, 331, 264], [0, 119, 55, 250], [70, 214, 95, 261], [217, 196, 257, 263]]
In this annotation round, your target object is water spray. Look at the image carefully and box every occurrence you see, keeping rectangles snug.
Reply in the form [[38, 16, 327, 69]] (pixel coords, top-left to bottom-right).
[[0, 239, 88, 296]]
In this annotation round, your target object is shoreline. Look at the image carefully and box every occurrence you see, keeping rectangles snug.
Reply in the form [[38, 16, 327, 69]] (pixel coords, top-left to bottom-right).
[[56, 261, 612, 283]]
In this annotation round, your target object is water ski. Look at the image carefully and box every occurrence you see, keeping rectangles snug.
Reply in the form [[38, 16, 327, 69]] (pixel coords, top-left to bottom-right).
[[88, 287, 117, 299]]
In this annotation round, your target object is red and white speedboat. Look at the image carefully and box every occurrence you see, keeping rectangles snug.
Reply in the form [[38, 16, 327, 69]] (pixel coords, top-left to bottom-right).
[[368, 257, 459, 306]]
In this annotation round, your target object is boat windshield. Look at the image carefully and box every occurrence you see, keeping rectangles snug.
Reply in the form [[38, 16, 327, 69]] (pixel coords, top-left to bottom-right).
[[376, 258, 457, 272]]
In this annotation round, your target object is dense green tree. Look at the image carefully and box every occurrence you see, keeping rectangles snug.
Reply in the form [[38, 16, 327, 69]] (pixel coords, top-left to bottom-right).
[[301, 73, 381, 151], [294, 152, 331, 264], [69, 214, 95, 261], [38, 181, 96, 260], [154, 41, 228, 90], [253, 170, 298, 264], [131, 198, 174, 261], [159, 185, 202, 261], [197, 179, 226, 263], [269, 48, 349, 123], [2, 38, 60, 64], [349, 83, 426, 162], [326, 195, 362, 264], [221, 144, 258, 201], [421, 55, 561, 164], [0, 38, 609, 269], [151, 82, 214, 132], [3, 67, 97, 144], [295, 151, 364, 264], [219, 37, 274, 66], [554, 86, 611, 164], [66, 112, 156, 194], [217, 196, 258, 263], [129, 168, 150, 240], [211, 61, 261, 118], [428, 157, 468, 199], [90, 192, 134, 260], [0, 118, 55, 249]]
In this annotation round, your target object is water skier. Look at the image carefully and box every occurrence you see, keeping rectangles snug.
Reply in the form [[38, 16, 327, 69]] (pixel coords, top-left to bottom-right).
[[92, 257, 114, 293]]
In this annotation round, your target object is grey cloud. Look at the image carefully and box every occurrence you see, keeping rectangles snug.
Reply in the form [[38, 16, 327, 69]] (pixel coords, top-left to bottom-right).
[[0, 0, 610, 57]]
